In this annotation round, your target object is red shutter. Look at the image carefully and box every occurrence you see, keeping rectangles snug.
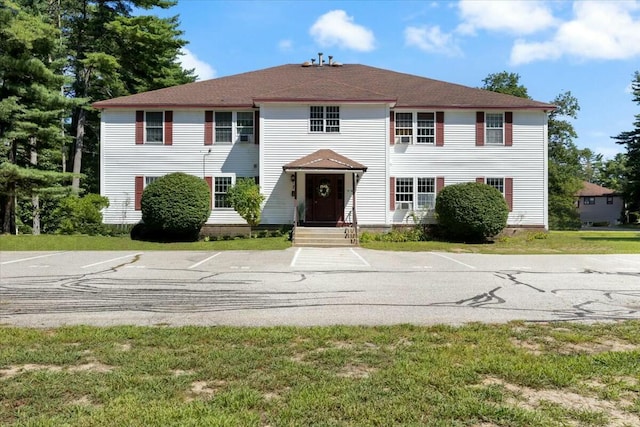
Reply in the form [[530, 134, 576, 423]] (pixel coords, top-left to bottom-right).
[[135, 176, 143, 210], [476, 177, 485, 184], [436, 111, 444, 146], [505, 111, 513, 146], [164, 111, 173, 145], [390, 177, 395, 211], [436, 177, 445, 194], [389, 111, 395, 145], [204, 111, 213, 145], [476, 112, 484, 146], [254, 110, 260, 144], [135, 111, 144, 144], [505, 177, 513, 212], [205, 176, 213, 209]]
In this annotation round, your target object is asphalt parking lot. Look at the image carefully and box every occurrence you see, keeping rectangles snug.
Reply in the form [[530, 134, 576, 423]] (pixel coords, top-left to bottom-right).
[[1, 248, 640, 327]]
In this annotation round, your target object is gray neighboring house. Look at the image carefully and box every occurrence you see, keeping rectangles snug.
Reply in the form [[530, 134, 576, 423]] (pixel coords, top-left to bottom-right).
[[577, 181, 624, 226]]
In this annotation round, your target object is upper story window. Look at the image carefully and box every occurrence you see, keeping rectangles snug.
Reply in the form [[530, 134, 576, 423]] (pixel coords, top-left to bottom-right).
[[584, 196, 595, 205], [213, 111, 254, 143], [215, 112, 233, 143], [606, 195, 613, 205], [310, 106, 340, 133], [394, 112, 435, 144], [486, 113, 504, 145], [145, 112, 164, 143]]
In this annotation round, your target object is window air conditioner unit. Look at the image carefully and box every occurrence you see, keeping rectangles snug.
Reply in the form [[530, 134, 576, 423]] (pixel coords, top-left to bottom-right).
[[398, 202, 413, 210], [395, 136, 412, 144], [238, 134, 253, 143]]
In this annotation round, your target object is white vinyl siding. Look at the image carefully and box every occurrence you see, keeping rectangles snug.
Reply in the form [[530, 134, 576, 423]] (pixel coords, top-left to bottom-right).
[[390, 110, 547, 227], [261, 103, 387, 226], [101, 109, 257, 225]]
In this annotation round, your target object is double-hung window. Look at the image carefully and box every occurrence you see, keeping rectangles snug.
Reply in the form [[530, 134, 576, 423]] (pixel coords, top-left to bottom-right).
[[395, 112, 435, 144], [486, 113, 504, 145], [213, 111, 254, 143], [396, 177, 437, 210], [236, 112, 254, 141], [583, 196, 595, 205], [215, 112, 233, 143], [606, 195, 613, 205], [214, 176, 233, 208], [486, 177, 504, 195], [416, 113, 435, 144], [395, 178, 414, 209], [310, 106, 340, 133], [395, 113, 413, 143], [417, 178, 436, 209], [145, 176, 160, 187], [145, 112, 164, 143]]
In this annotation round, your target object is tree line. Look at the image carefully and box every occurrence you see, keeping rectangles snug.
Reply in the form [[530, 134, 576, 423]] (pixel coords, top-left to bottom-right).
[[481, 71, 638, 228], [0, 0, 194, 234]]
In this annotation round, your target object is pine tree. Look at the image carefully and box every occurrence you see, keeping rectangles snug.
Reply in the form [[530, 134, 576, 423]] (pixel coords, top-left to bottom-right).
[[0, 0, 73, 234], [60, 0, 195, 193], [613, 71, 640, 219]]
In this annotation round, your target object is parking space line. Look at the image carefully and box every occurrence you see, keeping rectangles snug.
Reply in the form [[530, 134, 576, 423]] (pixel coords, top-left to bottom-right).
[[1, 252, 68, 265], [81, 253, 143, 269], [290, 248, 302, 267], [429, 252, 477, 269], [188, 252, 221, 269], [349, 248, 370, 267]]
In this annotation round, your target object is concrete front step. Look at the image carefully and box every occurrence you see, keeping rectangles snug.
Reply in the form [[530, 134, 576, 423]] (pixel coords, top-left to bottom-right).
[[293, 227, 357, 247]]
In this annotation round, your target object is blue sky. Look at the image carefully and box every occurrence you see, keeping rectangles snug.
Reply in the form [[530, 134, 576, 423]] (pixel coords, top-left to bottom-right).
[[153, 0, 640, 160]]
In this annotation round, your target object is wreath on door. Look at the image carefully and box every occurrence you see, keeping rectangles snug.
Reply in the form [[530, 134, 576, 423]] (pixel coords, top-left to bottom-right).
[[318, 179, 331, 198]]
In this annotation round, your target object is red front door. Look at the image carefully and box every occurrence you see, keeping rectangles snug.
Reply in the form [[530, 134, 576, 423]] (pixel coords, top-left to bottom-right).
[[305, 174, 344, 225]]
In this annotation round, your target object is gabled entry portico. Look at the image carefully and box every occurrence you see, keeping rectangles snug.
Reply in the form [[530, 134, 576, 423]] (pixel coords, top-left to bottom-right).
[[283, 149, 367, 245]]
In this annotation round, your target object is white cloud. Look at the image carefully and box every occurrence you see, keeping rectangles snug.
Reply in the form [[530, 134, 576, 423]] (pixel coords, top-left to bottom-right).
[[457, 0, 557, 35], [278, 39, 293, 52], [309, 10, 375, 52], [510, 1, 640, 65], [405, 26, 462, 56], [179, 48, 216, 81]]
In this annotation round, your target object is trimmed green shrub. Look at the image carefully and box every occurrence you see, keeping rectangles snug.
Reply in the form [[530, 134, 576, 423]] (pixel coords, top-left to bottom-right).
[[140, 172, 211, 240], [435, 182, 508, 241]]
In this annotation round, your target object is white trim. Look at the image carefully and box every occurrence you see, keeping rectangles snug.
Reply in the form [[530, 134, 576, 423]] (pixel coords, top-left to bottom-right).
[[144, 111, 165, 144]]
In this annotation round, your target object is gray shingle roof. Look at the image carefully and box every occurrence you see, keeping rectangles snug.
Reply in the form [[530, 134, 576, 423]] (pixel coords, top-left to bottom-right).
[[93, 64, 555, 110]]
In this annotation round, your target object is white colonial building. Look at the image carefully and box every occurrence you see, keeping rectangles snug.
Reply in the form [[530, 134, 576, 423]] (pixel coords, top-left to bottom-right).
[[95, 56, 553, 242]]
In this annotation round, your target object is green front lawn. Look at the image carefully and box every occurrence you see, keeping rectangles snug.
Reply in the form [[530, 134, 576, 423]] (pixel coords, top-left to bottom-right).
[[2, 322, 640, 426], [361, 230, 640, 254], [1, 230, 638, 254], [0, 234, 291, 251]]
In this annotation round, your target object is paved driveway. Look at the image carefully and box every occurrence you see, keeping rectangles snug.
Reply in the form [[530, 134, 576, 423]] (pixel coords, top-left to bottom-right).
[[1, 248, 639, 327]]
